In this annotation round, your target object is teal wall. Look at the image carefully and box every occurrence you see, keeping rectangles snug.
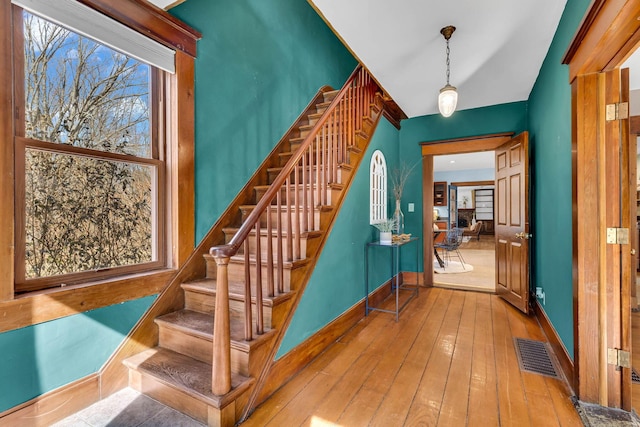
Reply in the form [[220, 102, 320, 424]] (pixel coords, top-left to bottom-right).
[[0, 296, 155, 413], [171, 0, 357, 243], [278, 118, 403, 356], [399, 102, 528, 271], [527, 0, 591, 360]]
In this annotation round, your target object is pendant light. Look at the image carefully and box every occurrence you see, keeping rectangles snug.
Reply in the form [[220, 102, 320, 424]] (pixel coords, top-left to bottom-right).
[[438, 25, 458, 117]]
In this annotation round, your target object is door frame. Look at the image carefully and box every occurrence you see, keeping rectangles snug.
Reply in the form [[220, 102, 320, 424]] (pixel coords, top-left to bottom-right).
[[564, 0, 640, 410], [420, 132, 513, 287]]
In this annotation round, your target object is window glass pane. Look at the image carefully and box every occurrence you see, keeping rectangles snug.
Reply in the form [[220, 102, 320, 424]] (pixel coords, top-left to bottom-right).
[[24, 149, 154, 278], [23, 11, 151, 158]]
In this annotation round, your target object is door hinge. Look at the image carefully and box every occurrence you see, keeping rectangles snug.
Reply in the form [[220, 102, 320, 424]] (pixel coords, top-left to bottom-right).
[[606, 227, 629, 244], [606, 102, 629, 121], [608, 348, 631, 370]]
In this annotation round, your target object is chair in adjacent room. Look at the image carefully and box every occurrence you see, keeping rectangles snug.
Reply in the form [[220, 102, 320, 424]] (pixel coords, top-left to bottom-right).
[[463, 220, 483, 241], [434, 227, 466, 269]]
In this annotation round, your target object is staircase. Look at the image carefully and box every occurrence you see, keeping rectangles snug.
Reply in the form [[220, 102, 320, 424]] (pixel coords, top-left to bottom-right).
[[123, 65, 384, 426]]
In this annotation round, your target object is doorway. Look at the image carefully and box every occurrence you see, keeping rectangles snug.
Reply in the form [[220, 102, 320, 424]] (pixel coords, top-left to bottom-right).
[[431, 153, 496, 292], [420, 132, 514, 289]]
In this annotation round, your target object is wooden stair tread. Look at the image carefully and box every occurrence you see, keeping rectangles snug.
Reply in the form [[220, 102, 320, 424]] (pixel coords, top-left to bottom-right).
[[123, 347, 253, 408], [182, 279, 295, 306], [155, 309, 277, 351]]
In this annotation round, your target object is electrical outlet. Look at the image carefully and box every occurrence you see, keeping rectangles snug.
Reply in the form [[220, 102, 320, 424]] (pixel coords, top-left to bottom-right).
[[408, 203, 415, 212], [535, 287, 546, 305]]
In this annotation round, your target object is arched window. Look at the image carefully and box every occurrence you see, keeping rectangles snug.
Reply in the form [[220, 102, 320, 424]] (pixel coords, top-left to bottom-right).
[[370, 150, 387, 224]]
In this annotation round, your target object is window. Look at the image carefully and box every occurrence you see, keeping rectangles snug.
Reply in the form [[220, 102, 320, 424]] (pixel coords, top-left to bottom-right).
[[13, 7, 166, 292], [370, 150, 387, 224]]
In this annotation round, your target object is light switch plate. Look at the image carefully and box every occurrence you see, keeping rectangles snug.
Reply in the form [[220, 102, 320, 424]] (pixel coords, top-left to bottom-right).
[[408, 203, 415, 212]]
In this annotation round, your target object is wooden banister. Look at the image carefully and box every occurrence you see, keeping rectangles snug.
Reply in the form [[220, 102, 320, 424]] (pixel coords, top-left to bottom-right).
[[208, 64, 380, 395]]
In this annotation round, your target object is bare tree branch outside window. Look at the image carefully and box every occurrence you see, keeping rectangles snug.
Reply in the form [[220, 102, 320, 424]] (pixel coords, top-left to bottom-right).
[[22, 12, 156, 279]]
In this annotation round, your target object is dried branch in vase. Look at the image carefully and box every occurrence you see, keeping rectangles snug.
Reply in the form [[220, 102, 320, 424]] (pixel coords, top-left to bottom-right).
[[390, 160, 420, 201]]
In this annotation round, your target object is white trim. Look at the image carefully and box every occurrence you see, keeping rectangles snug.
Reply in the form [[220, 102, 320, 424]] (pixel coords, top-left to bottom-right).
[[12, 0, 176, 73], [370, 150, 387, 224]]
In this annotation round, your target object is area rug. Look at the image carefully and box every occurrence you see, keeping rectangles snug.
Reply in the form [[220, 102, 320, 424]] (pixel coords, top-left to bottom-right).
[[433, 260, 474, 274]]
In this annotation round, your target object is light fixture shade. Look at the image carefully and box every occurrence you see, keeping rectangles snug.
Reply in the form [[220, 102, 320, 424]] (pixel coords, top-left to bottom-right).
[[438, 85, 458, 117]]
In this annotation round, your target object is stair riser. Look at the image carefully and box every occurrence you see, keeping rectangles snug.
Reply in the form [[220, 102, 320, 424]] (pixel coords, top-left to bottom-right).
[[230, 232, 312, 261], [239, 207, 324, 233], [323, 90, 338, 103], [184, 290, 290, 330], [279, 139, 364, 167], [289, 137, 358, 155], [206, 258, 288, 292], [128, 369, 244, 426], [267, 165, 348, 186], [157, 328, 250, 375], [254, 185, 340, 207], [206, 257, 307, 293]]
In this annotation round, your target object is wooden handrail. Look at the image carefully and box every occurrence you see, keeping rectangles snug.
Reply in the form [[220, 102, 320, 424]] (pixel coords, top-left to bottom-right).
[[210, 64, 367, 259], [208, 64, 381, 395]]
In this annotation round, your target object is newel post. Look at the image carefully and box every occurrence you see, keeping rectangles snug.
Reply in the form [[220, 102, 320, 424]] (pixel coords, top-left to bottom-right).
[[212, 254, 231, 395]]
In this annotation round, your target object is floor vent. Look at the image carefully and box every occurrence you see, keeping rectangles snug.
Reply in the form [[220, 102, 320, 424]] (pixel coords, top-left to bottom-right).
[[632, 368, 640, 384], [514, 338, 561, 379]]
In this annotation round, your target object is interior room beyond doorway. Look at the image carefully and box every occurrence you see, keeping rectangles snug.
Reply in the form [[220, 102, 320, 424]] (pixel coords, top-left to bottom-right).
[[432, 152, 496, 292]]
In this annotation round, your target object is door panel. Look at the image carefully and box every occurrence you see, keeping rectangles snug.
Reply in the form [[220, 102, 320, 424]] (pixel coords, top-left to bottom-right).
[[510, 175, 521, 225], [495, 132, 530, 314], [497, 178, 506, 225]]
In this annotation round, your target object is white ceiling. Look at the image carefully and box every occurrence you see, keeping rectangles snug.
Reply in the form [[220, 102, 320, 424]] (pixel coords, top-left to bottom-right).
[[434, 151, 495, 172], [310, 0, 568, 118]]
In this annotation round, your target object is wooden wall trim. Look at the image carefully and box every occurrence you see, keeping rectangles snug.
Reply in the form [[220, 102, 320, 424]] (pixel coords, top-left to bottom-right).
[[76, 0, 201, 57], [381, 96, 407, 130], [0, 0, 14, 302], [422, 155, 435, 287], [562, 0, 607, 67], [535, 300, 575, 393], [421, 132, 514, 156], [451, 180, 494, 187], [572, 72, 602, 404], [254, 278, 394, 406], [171, 51, 196, 267], [563, 0, 640, 81], [0, 374, 99, 427], [0, 270, 172, 334]]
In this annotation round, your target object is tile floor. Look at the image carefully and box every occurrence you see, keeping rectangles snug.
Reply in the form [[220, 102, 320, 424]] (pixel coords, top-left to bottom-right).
[[51, 388, 205, 427]]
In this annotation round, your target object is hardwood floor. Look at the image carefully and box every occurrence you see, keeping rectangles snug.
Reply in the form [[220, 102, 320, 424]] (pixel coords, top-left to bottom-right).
[[241, 287, 582, 426]]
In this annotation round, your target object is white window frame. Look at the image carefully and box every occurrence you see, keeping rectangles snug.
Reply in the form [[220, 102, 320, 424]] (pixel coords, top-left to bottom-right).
[[370, 150, 387, 224]]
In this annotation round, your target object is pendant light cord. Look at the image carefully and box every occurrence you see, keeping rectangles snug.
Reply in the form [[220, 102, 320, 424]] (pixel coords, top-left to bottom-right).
[[445, 38, 451, 86]]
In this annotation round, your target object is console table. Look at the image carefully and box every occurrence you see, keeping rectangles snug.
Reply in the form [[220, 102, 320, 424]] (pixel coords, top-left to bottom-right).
[[364, 237, 420, 321]]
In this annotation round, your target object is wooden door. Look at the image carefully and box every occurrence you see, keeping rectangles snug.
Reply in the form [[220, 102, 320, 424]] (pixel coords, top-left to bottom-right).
[[495, 132, 530, 314]]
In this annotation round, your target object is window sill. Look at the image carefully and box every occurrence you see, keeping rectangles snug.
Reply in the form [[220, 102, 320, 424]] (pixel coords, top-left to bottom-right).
[[0, 269, 176, 334]]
